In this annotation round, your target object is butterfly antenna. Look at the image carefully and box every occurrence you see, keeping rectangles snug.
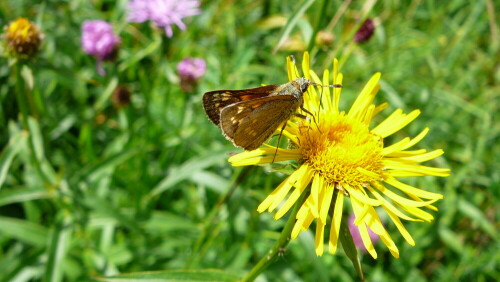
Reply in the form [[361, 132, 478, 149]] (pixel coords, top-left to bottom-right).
[[288, 55, 302, 79], [312, 82, 343, 128]]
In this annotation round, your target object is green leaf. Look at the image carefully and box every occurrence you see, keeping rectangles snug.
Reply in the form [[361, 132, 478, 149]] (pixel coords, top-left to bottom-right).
[[0, 216, 48, 247], [190, 170, 230, 193], [272, 0, 316, 54], [148, 149, 231, 198], [339, 217, 364, 281], [44, 214, 71, 282], [0, 187, 50, 206], [21, 65, 34, 90], [438, 226, 464, 254], [118, 35, 161, 72], [27, 117, 45, 161], [94, 77, 119, 112], [96, 269, 241, 281], [83, 196, 142, 233], [27, 117, 57, 184], [457, 198, 496, 239], [143, 211, 198, 232], [80, 149, 141, 183], [0, 131, 27, 189], [49, 114, 77, 140]]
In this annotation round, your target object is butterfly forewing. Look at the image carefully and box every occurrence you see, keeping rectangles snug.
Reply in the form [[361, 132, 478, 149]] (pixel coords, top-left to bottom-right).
[[220, 95, 302, 150], [202, 84, 280, 125]]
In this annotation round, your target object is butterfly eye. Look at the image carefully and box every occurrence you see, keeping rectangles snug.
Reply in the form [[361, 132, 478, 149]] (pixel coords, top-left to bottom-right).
[[300, 81, 309, 93]]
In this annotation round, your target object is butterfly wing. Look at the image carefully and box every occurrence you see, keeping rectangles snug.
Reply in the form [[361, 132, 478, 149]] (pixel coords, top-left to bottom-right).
[[202, 84, 280, 126], [220, 95, 302, 150]]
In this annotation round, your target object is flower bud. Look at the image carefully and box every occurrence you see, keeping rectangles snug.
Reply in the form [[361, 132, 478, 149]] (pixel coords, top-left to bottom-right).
[[111, 86, 132, 108], [4, 18, 43, 58], [354, 18, 375, 44], [177, 57, 206, 92]]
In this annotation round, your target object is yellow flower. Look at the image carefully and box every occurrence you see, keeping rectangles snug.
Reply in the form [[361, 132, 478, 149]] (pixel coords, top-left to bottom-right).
[[229, 53, 450, 258], [4, 18, 43, 58]]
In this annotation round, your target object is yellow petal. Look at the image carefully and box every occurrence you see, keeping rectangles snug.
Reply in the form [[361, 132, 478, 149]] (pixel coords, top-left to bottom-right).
[[320, 183, 335, 224], [385, 176, 443, 200], [372, 109, 420, 138], [348, 73, 381, 121], [386, 209, 415, 246], [345, 184, 381, 207], [315, 220, 325, 256], [268, 164, 312, 212], [373, 182, 439, 208], [351, 198, 377, 259], [367, 186, 421, 222]]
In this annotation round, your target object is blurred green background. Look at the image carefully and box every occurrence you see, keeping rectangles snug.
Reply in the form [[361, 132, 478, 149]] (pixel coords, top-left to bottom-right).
[[0, 0, 498, 281]]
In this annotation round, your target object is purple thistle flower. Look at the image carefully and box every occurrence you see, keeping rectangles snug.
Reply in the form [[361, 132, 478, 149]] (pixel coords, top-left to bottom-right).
[[127, 0, 201, 37], [81, 20, 120, 75], [348, 214, 380, 253], [178, 57, 206, 80], [177, 57, 206, 92]]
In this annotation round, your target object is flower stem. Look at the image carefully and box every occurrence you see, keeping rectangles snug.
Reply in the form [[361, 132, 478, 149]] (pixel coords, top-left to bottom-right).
[[307, 0, 329, 52], [14, 63, 30, 129], [243, 190, 308, 282]]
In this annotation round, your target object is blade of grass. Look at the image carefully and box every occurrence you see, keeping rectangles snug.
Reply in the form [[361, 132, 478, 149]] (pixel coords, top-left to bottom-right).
[[0, 216, 48, 247], [272, 0, 316, 54], [0, 131, 27, 189], [44, 214, 71, 282], [0, 187, 50, 206]]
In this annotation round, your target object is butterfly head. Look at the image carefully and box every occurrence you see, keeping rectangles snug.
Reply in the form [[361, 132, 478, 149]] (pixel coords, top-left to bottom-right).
[[295, 77, 311, 94]]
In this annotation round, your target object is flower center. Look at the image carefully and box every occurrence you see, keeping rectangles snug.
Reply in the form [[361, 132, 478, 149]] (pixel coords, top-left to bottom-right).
[[298, 113, 384, 189]]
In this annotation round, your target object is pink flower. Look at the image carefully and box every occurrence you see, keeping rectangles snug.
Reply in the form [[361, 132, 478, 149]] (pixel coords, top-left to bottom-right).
[[177, 57, 206, 92], [178, 57, 206, 79], [81, 20, 120, 75], [127, 0, 201, 37]]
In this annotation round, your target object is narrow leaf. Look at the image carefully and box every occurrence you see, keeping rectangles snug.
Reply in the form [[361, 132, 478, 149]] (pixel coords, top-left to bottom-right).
[[0, 187, 50, 206], [0, 216, 48, 247], [0, 131, 27, 189], [339, 218, 364, 281], [96, 269, 241, 281], [272, 0, 317, 54]]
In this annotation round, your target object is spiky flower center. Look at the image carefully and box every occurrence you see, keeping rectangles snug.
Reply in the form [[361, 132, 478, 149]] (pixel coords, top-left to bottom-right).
[[298, 113, 384, 189]]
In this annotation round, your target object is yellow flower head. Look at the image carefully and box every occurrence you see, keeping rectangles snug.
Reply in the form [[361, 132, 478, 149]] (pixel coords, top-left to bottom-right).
[[229, 53, 450, 258], [4, 17, 43, 58]]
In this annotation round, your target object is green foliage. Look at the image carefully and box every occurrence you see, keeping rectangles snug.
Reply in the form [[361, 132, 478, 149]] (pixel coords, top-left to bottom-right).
[[0, 0, 498, 281]]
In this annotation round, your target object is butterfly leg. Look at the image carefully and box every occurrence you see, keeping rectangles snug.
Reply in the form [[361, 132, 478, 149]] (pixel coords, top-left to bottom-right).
[[271, 122, 288, 163], [297, 106, 322, 134]]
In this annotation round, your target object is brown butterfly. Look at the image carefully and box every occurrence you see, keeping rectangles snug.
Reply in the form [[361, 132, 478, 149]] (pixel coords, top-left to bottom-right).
[[203, 77, 342, 150]]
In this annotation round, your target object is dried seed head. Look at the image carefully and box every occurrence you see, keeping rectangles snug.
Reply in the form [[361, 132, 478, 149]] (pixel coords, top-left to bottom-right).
[[4, 18, 43, 58]]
